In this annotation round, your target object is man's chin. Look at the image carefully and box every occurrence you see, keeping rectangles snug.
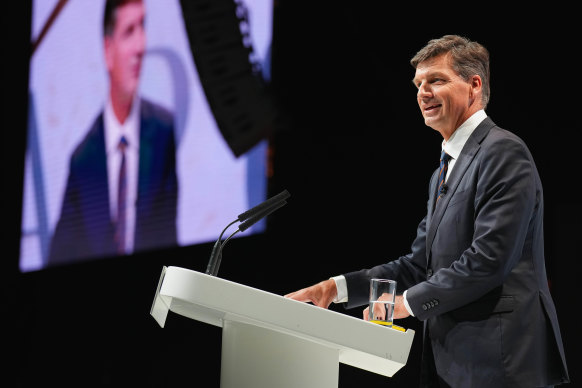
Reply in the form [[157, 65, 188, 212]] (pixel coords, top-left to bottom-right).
[[423, 119, 446, 135], [424, 117, 438, 129]]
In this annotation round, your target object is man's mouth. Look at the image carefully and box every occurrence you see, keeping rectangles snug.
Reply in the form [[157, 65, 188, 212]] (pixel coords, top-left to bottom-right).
[[424, 104, 441, 112]]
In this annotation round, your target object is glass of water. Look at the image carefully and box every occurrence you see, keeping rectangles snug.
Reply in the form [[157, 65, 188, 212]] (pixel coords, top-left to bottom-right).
[[369, 278, 396, 327]]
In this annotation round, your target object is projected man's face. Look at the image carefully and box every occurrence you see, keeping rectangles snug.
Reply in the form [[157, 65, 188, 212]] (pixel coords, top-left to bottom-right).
[[104, 1, 146, 106]]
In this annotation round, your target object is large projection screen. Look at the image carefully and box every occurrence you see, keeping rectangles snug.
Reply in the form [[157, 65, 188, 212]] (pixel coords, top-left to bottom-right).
[[20, 0, 273, 272]]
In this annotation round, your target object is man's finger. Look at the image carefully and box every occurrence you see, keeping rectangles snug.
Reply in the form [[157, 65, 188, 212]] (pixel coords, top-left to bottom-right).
[[284, 288, 313, 303]]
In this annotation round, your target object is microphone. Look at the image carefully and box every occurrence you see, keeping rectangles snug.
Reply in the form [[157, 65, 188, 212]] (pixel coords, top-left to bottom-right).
[[239, 199, 287, 232], [440, 184, 448, 196], [237, 189, 290, 222], [205, 190, 290, 276]]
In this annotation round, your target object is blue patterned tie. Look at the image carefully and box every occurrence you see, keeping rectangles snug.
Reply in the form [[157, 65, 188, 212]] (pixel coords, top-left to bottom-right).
[[436, 150, 452, 204], [115, 136, 128, 254]]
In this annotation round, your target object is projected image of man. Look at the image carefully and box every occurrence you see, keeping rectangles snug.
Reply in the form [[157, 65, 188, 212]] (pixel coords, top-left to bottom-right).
[[48, 0, 178, 266]]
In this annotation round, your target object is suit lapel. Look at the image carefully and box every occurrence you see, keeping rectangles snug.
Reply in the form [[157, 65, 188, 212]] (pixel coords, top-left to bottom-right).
[[136, 99, 154, 221], [426, 168, 439, 223], [425, 117, 496, 257]]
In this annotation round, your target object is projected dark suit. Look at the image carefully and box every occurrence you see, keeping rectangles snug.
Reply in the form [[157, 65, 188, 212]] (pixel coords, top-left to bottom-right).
[[343, 117, 568, 387], [47, 98, 178, 266]]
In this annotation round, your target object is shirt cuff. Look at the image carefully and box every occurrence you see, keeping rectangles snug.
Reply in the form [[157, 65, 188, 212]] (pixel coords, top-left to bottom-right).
[[331, 275, 348, 303], [403, 289, 414, 316]]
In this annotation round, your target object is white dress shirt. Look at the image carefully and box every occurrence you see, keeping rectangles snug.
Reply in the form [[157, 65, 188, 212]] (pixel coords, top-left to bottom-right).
[[332, 110, 488, 315], [104, 96, 140, 255]]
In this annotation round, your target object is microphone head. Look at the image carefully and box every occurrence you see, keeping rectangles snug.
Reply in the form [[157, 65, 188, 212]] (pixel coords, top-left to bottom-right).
[[237, 189, 290, 221], [440, 184, 448, 195], [238, 200, 287, 232]]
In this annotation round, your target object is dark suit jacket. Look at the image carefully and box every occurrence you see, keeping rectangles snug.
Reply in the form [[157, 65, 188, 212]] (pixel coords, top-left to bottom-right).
[[48, 98, 178, 266], [343, 118, 569, 387]]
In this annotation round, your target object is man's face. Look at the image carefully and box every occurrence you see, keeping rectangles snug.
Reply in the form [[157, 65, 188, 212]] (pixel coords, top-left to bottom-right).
[[104, 1, 146, 102], [413, 54, 476, 138]]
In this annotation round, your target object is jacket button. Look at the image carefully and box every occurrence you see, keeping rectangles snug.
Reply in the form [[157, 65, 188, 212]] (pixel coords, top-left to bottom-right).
[[422, 303, 428, 310], [427, 269, 433, 277]]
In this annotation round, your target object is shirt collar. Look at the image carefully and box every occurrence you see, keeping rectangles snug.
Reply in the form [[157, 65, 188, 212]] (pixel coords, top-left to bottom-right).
[[104, 95, 140, 154], [442, 109, 487, 159]]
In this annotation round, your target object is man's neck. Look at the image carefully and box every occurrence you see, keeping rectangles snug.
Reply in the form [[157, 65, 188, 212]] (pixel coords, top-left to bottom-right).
[[439, 105, 484, 141], [110, 89, 134, 124]]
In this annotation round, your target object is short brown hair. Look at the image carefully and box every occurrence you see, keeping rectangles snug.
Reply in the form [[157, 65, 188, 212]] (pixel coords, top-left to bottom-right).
[[103, 0, 143, 37], [411, 35, 490, 108]]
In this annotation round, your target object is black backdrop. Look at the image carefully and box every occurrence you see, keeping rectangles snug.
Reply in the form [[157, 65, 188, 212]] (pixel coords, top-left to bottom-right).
[[6, 2, 578, 386]]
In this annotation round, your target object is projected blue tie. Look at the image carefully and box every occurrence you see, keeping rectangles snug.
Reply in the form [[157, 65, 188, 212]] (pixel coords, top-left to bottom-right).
[[436, 150, 452, 204], [115, 136, 128, 254]]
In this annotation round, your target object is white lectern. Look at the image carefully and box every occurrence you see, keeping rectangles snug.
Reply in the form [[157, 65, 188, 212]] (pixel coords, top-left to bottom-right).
[[151, 266, 415, 388]]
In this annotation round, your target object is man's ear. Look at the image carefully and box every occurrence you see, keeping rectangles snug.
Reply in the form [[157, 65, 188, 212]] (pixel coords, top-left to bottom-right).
[[469, 74, 482, 104]]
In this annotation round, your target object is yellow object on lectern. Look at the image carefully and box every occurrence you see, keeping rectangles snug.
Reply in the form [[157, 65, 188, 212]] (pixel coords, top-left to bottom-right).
[[370, 320, 406, 332]]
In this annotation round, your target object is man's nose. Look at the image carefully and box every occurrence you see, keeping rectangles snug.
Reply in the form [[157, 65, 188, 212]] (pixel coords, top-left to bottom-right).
[[417, 82, 432, 98], [133, 27, 146, 55]]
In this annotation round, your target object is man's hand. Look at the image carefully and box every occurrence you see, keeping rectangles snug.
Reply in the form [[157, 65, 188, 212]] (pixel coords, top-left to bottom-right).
[[284, 279, 337, 309], [363, 295, 410, 321]]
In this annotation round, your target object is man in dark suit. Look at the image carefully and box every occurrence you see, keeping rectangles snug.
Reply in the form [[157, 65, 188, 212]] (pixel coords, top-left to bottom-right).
[[286, 35, 569, 387], [48, 0, 177, 266]]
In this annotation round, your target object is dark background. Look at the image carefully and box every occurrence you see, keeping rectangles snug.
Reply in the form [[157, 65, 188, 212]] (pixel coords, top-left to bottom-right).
[[5, 1, 578, 386]]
